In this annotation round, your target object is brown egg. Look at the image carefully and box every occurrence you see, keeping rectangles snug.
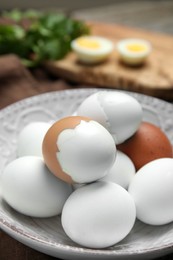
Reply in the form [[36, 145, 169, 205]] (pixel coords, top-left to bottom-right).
[[117, 121, 173, 171], [42, 116, 116, 184], [42, 116, 91, 184]]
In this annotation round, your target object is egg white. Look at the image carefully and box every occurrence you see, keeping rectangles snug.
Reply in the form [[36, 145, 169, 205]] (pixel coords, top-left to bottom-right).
[[117, 38, 152, 65], [71, 36, 114, 64]]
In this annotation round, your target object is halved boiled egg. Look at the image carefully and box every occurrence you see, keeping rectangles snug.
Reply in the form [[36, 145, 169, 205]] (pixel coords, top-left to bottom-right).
[[71, 35, 114, 64], [117, 38, 152, 65]]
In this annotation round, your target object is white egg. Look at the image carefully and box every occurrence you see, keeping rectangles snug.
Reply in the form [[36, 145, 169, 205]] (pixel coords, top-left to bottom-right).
[[57, 120, 116, 183], [76, 91, 143, 144], [128, 158, 173, 225], [62, 181, 136, 248], [101, 150, 135, 189], [1, 156, 72, 217], [117, 38, 152, 65], [71, 35, 114, 64], [17, 122, 51, 157]]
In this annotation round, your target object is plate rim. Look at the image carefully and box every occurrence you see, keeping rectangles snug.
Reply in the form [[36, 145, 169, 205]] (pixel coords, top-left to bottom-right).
[[1, 87, 173, 259]]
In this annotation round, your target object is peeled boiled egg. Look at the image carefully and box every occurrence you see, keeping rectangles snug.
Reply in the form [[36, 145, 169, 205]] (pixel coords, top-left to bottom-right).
[[101, 150, 135, 189], [118, 121, 173, 170], [42, 116, 116, 184], [117, 38, 152, 65], [76, 90, 143, 144], [1, 156, 72, 217], [62, 181, 136, 248], [71, 35, 114, 64], [128, 158, 173, 225], [17, 122, 52, 157]]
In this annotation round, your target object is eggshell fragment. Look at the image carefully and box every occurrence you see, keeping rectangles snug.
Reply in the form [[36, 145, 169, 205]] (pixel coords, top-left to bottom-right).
[[17, 122, 51, 157], [76, 91, 143, 144], [62, 181, 136, 248], [118, 121, 173, 170], [101, 150, 135, 189], [1, 156, 72, 217], [128, 158, 173, 225], [42, 116, 116, 184]]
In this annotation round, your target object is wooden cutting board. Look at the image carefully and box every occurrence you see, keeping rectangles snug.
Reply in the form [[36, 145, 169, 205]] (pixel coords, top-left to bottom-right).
[[45, 22, 173, 100]]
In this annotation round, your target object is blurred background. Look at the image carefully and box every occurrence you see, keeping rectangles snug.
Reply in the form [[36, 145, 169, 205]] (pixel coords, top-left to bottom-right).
[[0, 0, 172, 102], [0, 0, 173, 34], [1, 0, 117, 10]]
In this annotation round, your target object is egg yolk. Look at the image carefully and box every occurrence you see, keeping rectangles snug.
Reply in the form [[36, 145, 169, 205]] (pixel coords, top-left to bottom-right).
[[126, 44, 147, 52], [77, 38, 101, 49]]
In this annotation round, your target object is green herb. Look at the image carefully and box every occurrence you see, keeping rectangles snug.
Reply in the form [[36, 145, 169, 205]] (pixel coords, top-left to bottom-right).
[[2, 9, 42, 21], [0, 10, 90, 67]]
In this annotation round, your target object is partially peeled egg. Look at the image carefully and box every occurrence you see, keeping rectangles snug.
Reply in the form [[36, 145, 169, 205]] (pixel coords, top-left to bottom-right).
[[42, 116, 116, 184], [76, 91, 143, 144]]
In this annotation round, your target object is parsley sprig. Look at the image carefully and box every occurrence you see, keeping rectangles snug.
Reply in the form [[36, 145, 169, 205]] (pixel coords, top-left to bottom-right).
[[0, 10, 90, 67]]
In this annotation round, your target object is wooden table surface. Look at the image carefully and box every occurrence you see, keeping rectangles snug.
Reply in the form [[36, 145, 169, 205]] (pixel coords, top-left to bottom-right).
[[1, 1, 173, 259]]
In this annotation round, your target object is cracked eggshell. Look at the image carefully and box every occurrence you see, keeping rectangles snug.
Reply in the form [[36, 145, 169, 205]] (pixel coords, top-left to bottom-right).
[[42, 116, 116, 184], [76, 91, 143, 144]]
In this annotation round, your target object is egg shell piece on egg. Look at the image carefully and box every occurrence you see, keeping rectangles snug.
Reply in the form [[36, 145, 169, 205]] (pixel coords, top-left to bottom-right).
[[1, 156, 73, 218], [118, 121, 173, 171], [76, 91, 143, 144], [42, 116, 116, 184], [128, 158, 173, 225], [62, 181, 136, 248], [71, 35, 114, 64], [17, 121, 52, 158], [101, 150, 136, 189], [117, 38, 152, 65]]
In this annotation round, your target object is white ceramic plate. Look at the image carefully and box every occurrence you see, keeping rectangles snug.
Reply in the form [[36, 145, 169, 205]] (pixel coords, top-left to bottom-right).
[[0, 88, 173, 260]]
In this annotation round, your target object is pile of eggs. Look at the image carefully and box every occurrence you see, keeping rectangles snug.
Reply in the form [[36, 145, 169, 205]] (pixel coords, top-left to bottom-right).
[[71, 35, 152, 65], [1, 90, 173, 249]]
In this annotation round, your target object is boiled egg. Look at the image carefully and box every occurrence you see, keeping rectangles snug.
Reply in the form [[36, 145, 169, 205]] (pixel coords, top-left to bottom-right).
[[129, 158, 173, 225], [71, 35, 114, 64], [42, 116, 116, 184], [1, 156, 72, 217], [101, 150, 136, 189], [62, 181, 136, 248], [118, 121, 173, 170], [76, 90, 143, 144], [17, 122, 52, 158], [117, 38, 152, 65]]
